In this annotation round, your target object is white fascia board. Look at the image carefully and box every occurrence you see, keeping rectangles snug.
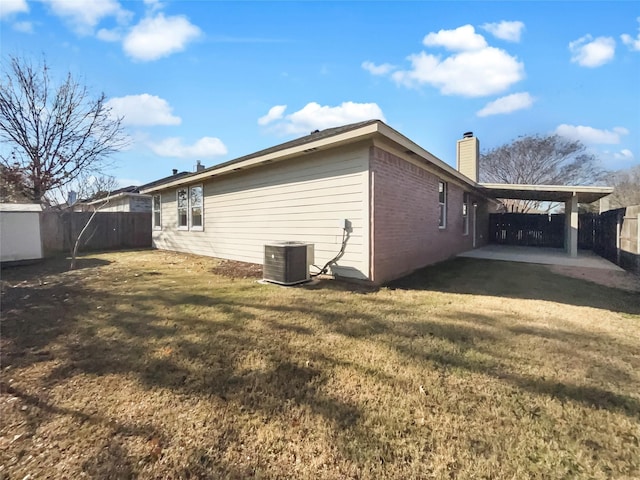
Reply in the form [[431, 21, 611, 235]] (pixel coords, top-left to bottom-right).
[[479, 183, 614, 203], [479, 183, 613, 193], [84, 192, 150, 206]]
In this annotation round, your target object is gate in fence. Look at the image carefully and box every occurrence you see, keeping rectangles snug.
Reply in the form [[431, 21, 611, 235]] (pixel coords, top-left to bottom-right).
[[489, 213, 564, 248]]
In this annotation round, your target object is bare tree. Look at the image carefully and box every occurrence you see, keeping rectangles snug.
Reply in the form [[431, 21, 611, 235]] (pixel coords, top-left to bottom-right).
[[69, 194, 112, 270], [64, 173, 119, 269], [62, 172, 120, 208], [0, 55, 127, 204], [479, 134, 606, 212], [606, 165, 640, 209]]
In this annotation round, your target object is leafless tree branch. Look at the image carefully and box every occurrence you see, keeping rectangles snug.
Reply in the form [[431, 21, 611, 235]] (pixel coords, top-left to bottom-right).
[[0, 55, 128, 203], [479, 134, 607, 213], [606, 165, 640, 209]]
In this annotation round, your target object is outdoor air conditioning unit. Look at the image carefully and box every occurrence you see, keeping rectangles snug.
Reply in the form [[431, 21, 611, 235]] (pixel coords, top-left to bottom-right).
[[263, 242, 314, 285]]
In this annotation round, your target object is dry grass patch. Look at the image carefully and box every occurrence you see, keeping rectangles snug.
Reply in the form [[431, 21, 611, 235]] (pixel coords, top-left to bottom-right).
[[1, 251, 639, 479]]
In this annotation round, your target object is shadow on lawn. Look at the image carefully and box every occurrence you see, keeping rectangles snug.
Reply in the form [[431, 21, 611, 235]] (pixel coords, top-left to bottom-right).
[[0, 255, 111, 283], [388, 257, 640, 315], [1, 283, 363, 476], [2, 255, 639, 475]]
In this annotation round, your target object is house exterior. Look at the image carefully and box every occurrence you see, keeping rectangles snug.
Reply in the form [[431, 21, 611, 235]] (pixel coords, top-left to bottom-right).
[[77, 185, 151, 213], [77, 172, 192, 213], [141, 120, 499, 284], [0, 203, 43, 263], [83, 192, 152, 212]]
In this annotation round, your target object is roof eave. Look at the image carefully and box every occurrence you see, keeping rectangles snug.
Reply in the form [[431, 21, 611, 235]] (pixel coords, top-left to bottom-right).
[[375, 123, 480, 188], [140, 122, 381, 193], [479, 183, 614, 203], [84, 191, 150, 205]]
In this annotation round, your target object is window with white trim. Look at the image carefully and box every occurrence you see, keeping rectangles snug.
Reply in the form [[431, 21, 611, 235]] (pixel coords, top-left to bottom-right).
[[152, 194, 161, 230], [176, 185, 204, 231], [177, 188, 188, 230], [190, 185, 203, 230], [438, 181, 447, 229], [462, 192, 469, 235]]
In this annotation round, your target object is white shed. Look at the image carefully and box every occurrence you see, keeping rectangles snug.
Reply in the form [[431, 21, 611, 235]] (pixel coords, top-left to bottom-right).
[[0, 203, 44, 263]]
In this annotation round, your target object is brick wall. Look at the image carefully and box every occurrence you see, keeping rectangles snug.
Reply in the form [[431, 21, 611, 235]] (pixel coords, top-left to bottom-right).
[[370, 146, 487, 284]]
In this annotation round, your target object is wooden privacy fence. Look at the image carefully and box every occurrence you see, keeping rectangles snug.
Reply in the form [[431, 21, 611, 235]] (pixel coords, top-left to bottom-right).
[[592, 206, 639, 274], [489, 208, 639, 274], [489, 213, 564, 248], [41, 211, 152, 255]]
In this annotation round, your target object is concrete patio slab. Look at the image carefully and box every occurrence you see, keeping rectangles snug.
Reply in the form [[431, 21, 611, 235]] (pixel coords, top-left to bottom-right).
[[458, 245, 624, 271]]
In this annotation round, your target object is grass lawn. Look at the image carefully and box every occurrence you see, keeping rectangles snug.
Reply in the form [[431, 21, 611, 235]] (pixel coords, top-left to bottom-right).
[[1, 250, 639, 479]]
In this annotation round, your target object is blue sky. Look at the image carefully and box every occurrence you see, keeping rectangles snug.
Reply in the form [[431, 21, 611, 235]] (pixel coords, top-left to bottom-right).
[[1, 0, 639, 187]]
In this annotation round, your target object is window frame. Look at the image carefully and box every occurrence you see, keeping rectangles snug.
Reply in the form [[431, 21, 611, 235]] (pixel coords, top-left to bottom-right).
[[176, 185, 204, 231], [189, 184, 204, 231], [462, 192, 469, 236], [438, 180, 447, 229], [152, 194, 162, 230], [176, 188, 189, 230]]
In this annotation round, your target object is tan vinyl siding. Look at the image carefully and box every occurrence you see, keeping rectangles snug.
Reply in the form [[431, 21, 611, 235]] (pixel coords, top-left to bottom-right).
[[98, 195, 151, 212], [153, 143, 370, 279], [456, 136, 479, 183], [97, 196, 130, 212]]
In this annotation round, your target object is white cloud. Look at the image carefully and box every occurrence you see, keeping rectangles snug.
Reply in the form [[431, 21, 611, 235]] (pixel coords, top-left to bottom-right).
[[392, 47, 524, 97], [143, 0, 164, 12], [621, 17, 640, 51], [481, 21, 525, 42], [42, 0, 132, 34], [150, 137, 228, 159], [423, 24, 487, 51], [123, 13, 202, 61], [555, 124, 629, 144], [13, 20, 33, 33], [258, 105, 287, 126], [613, 149, 634, 161], [569, 35, 615, 67], [361, 61, 396, 75], [0, 0, 28, 19], [106, 94, 181, 126], [476, 92, 534, 117], [264, 101, 385, 135], [366, 24, 524, 97], [96, 27, 122, 42]]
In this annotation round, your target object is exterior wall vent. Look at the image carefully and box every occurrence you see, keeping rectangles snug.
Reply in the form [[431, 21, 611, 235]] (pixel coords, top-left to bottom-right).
[[263, 242, 314, 285]]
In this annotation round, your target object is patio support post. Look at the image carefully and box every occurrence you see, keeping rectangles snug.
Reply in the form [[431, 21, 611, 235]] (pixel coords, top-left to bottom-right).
[[564, 193, 579, 257]]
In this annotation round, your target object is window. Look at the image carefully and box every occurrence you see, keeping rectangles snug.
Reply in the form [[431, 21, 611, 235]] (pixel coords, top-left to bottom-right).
[[177, 188, 188, 229], [176, 185, 204, 231], [190, 185, 203, 230], [153, 194, 161, 230], [438, 181, 447, 228], [462, 192, 469, 235]]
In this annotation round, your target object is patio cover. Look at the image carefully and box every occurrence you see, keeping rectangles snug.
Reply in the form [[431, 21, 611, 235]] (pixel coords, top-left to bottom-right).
[[478, 183, 613, 204], [478, 183, 614, 258]]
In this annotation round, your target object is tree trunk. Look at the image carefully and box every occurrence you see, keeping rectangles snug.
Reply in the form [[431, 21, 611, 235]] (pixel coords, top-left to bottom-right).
[[69, 198, 109, 270]]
